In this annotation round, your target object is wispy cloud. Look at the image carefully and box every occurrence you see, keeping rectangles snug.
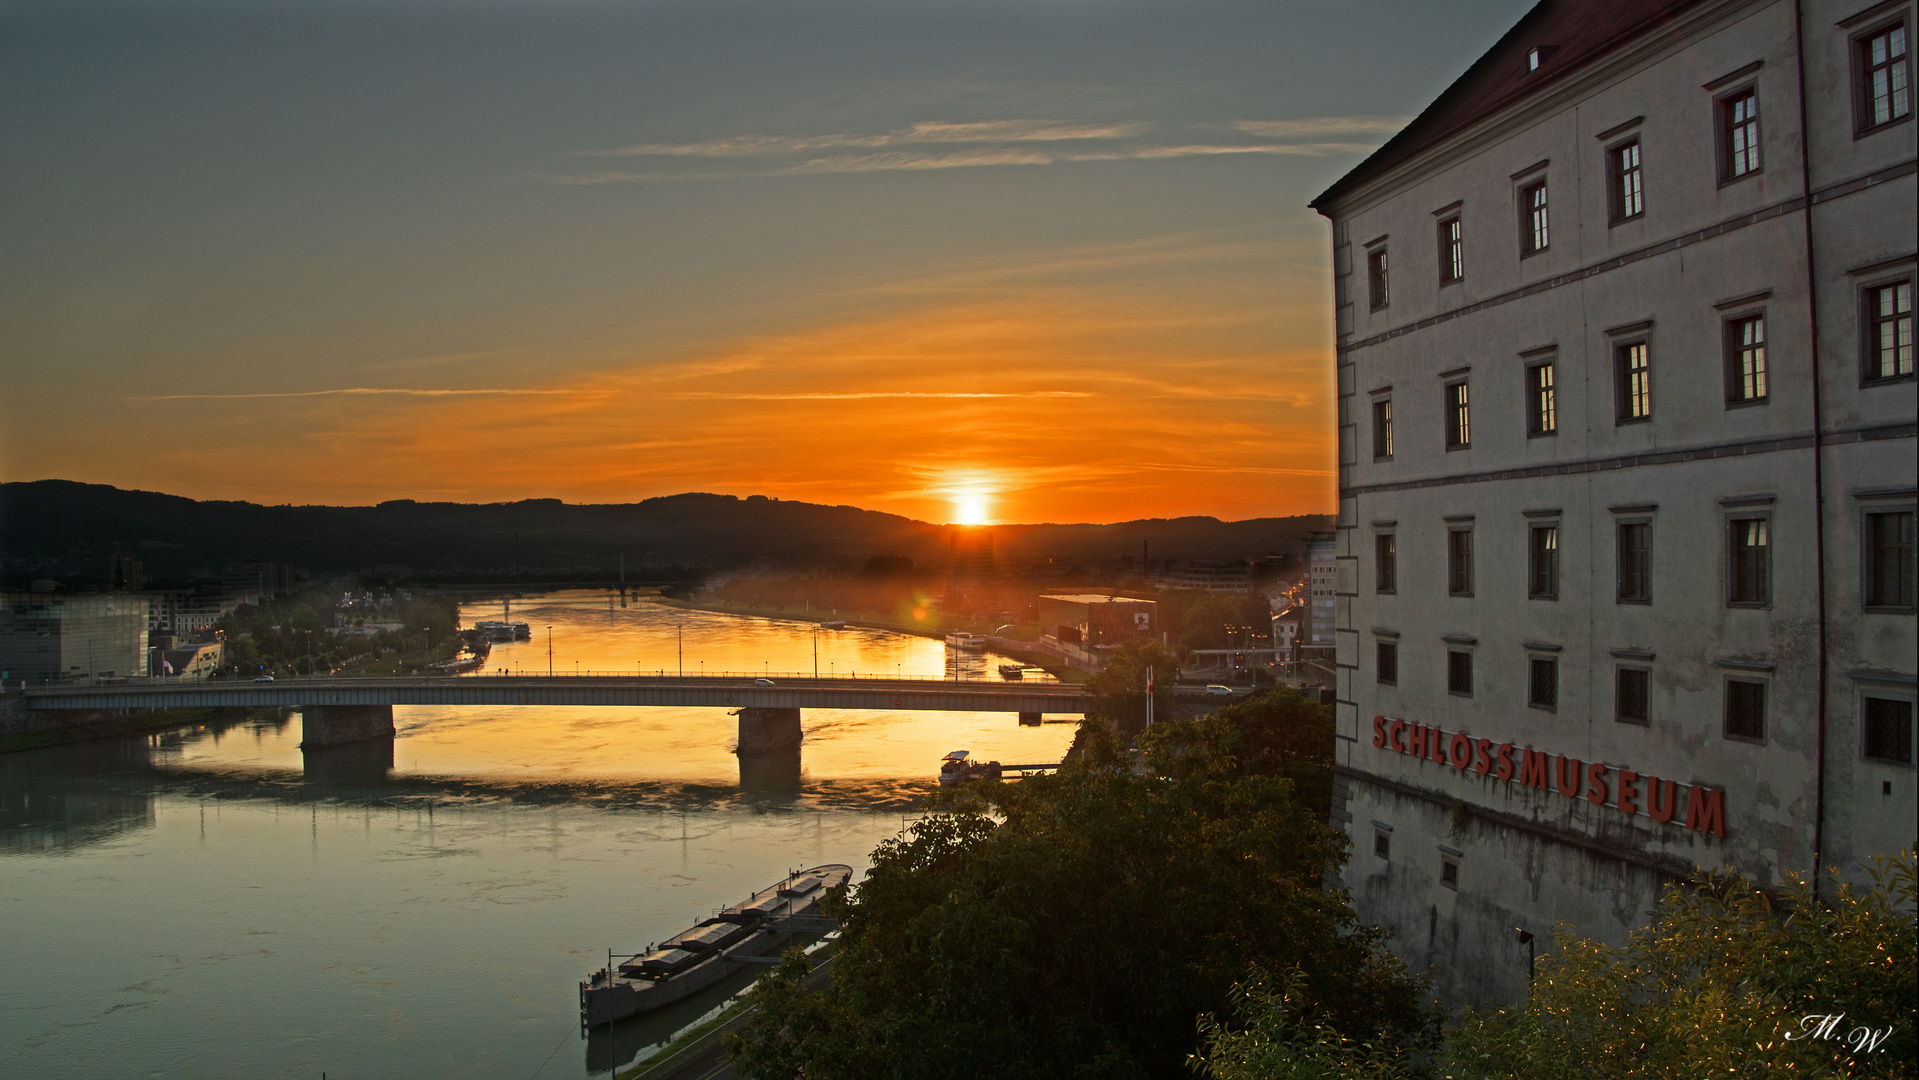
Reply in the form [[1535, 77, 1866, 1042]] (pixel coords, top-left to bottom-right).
[[1232, 116, 1410, 139], [664, 390, 1091, 400], [137, 387, 573, 400], [584, 120, 1150, 158]]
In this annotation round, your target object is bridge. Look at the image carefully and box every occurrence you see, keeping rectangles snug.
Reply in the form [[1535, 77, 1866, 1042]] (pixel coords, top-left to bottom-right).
[[23, 673, 1092, 753]]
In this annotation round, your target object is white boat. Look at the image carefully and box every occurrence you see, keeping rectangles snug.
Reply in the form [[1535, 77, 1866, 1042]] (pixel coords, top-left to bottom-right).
[[944, 632, 987, 650], [579, 864, 852, 1028]]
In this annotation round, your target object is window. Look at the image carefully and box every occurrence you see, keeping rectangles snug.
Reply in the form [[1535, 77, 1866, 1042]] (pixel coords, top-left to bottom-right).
[[1529, 525, 1559, 599], [1446, 381, 1471, 448], [1368, 247, 1390, 310], [1725, 679, 1766, 741], [1729, 517, 1771, 605], [1439, 216, 1464, 285], [1866, 510, 1914, 609], [1726, 314, 1768, 404], [1866, 280, 1914, 381], [1616, 667, 1650, 724], [1448, 650, 1473, 696], [1857, 21, 1911, 132], [1863, 697, 1914, 763], [1376, 534, 1397, 593], [1722, 89, 1761, 179], [1528, 656, 1558, 710], [1618, 522, 1652, 602], [1376, 640, 1398, 684], [1440, 857, 1459, 889], [1373, 399, 1394, 458], [1448, 528, 1473, 596], [1527, 361, 1557, 435], [1520, 180, 1549, 255], [1609, 140, 1644, 222], [1616, 342, 1652, 422], [1374, 831, 1391, 859]]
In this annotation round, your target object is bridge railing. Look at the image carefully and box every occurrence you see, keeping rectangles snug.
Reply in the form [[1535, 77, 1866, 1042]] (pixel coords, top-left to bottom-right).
[[21, 669, 1085, 690]]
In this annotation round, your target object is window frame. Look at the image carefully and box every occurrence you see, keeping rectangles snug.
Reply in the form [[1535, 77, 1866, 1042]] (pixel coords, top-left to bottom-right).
[[1518, 178, 1550, 257], [1526, 358, 1557, 437], [1376, 638, 1399, 685], [1861, 273, 1915, 385], [1375, 532, 1397, 594], [1447, 525, 1474, 597], [1445, 379, 1471, 449], [1852, 16, 1913, 137], [1724, 310, 1770, 407], [1607, 138, 1645, 224], [1862, 504, 1916, 612], [1615, 664, 1652, 725], [1616, 518, 1654, 604], [1447, 648, 1474, 698], [1438, 215, 1464, 286], [1372, 397, 1395, 459], [1727, 512, 1773, 608], [1367, 244, 1390, 311], [1528, 654, 1559, 711], [1724, 676, 1768, 743], [1528, 523, 1560, 600], [1717, 85, 1763, 183], [1614, 338, 1653, 424], [1860, 689, 1916, 766]]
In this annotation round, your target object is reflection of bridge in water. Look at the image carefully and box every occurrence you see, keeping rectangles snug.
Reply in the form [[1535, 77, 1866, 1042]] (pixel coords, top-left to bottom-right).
[[25, 674, 1092, 789]]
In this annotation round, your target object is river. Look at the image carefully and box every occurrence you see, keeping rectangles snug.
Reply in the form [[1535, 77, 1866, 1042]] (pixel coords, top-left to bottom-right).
[[0, 592, 1078, 1079]]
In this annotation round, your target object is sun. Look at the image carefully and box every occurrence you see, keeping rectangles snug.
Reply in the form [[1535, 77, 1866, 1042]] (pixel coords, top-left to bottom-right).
[[955, 498, 988, 526]]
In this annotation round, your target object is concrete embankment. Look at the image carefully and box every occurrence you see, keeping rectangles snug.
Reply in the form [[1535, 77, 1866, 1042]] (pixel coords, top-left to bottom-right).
[[0, 691, 271, 754]]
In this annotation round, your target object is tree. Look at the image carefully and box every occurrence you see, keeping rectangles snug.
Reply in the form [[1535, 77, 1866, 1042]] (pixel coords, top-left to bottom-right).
[[1138, 687, 1335, 821], [724, 691, 1428, 1080], [1084, 637, 1184, 738]]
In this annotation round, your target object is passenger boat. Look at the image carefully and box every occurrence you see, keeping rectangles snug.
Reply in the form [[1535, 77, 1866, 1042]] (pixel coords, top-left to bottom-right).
[[997, 663, 1025, 679], [944, 632, 987, 650], [939, 749, 1002, 786], [579, 864, 852, 1029]]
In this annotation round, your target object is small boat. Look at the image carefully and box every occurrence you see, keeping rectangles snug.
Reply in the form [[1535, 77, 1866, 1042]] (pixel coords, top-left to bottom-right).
[[939, 749, 1002, 786], [944, 632, 987, 650], [579, 864, 852, 1029], [819, 620, 847, 630], [997, 663, 1025, 679]]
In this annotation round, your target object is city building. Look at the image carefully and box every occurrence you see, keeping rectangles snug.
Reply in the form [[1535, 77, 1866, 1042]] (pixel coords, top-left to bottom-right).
[[1306, 532, 1337, 650], [0, 591, 150, 682], [1036, 593, 1158, 667], [1311, 0, 1915, 1005], [1161, 560, 1255, 592]]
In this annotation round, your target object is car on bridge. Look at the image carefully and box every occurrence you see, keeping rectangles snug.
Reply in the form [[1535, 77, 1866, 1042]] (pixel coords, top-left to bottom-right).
[[754, 678, 775, 686], [253, 675, 275, 682]]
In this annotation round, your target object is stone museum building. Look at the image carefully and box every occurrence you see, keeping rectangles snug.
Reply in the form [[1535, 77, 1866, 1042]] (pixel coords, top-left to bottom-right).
[[1311, 0, 1915, 1002]]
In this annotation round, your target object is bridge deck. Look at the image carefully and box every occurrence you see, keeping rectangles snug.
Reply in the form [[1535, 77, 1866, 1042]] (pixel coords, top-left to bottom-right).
[[23, 675, 1090, 715]]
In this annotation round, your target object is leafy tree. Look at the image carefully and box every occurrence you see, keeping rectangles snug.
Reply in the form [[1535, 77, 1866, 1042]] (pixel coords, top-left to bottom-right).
[[1443, 850, 1916, 1079], [1138, 687, 1334, 820], [1084, 637, 1184, 737], [1190, 970, 1418, 1080], [724, 692, 1427, 1080]]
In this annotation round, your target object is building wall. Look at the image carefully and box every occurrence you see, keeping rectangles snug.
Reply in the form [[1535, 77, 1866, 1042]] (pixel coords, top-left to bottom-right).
[[1317, 0, 1915, 1005], [0, 593, 150, 682]]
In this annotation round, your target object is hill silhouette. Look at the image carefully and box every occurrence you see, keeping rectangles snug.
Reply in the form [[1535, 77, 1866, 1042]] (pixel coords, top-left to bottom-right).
[[0, 480, 1330, 587]]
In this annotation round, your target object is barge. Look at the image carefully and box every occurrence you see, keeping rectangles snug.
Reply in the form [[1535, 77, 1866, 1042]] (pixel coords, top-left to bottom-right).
[[580, 864, 852, 1029]]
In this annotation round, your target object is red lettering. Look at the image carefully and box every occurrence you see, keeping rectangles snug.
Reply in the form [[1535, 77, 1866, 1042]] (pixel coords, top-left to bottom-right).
[[1474, 738, 1494, 776], [1686, 785, 1726, 838], [1648, 778, 1677, 823], [1389, 720, 1407, 754], [1586, 763, 1610, 806], [1495, 743, 1516, 781], [1616, 770, 1640, 815], [1407, 724, 1426, 758], [1555, 756, 1584, 799], [1372, 716, 1388, 748], [1449, 733, 1473, 769], [1430, 728, 1449, 763], [1520, 749, 1550, 789]]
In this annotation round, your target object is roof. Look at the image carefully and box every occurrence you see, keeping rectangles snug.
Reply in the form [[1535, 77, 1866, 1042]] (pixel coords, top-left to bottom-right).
[[1039, 593, 1156, 605], [1311, 0, 1714, 212]]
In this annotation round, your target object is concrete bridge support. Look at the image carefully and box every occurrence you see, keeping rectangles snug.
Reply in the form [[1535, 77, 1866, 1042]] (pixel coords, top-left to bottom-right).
[[736, 707, 802, 755], [300, 704, 396, 748]]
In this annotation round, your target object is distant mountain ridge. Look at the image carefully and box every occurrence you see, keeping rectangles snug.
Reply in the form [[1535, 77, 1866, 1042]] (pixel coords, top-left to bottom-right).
[[0, 480, 1331, 586]]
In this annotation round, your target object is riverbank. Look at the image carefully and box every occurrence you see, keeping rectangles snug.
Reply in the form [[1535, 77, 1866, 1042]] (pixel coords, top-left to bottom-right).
[[0, 699, 278, 754]]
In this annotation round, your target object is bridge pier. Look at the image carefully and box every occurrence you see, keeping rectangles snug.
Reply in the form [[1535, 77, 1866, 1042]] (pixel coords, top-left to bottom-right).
[[735, 707, 802, 754], [1018, 712, 1042, 726], [300, 705, 396, 748]]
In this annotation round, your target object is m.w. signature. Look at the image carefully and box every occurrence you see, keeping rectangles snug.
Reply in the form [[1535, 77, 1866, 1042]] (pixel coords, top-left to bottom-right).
[[1783, 1013, 1896, 1055]]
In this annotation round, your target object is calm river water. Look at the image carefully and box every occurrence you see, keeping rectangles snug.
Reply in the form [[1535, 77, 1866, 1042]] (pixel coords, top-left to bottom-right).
[[0, 592, 1077, 1079]]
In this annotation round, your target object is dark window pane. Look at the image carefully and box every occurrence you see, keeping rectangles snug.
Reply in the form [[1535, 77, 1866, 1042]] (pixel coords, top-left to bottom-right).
[[1521, 180, 1549, 254], [1726, 680, 1766, 740], [1528, 363, 1556, 435], [1373, 399, 1394, 458], [1376, 640, 1398, 684], [1441, 860, 1458, 888], [1727, 315, 1768, 402], [1867, 511, 1914, 607], [1618, 522, 1652, 601], [1730, 518, 1771, 604], [1529, 526, 1559, 599], [1867, 281, 1914, 380], [1861, 24, 1911, 128], [1616, 342, 1651, 421], [1368, 248, 1389, 309], [1864, 697, 1914, 763], [1449, 530, 1473, 596], [1439, 217, 1464, 284], [1376, 534, 1397, 593], [1374, 833, 1390, 858], [1611, 141, 1643, 220], [1449, 650, 1473, 696], [1725, 90, 1761, 177], [1446, 382, 1471, 447], [1617, 667, 1650, 723], [1529, 657, 1558, 709]]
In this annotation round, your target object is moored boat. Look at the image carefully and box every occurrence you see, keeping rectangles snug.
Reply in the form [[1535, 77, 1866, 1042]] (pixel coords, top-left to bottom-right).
[[579, 864, 852, 1029], [997, 663, 1025, 679], [938, 749, 1002, 786], [944, 632, 987, 650]]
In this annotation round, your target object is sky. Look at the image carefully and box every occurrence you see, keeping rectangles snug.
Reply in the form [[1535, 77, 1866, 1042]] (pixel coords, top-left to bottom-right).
[[1, 0, 1533, 525]]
